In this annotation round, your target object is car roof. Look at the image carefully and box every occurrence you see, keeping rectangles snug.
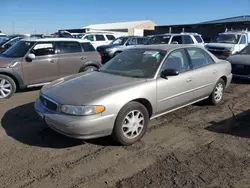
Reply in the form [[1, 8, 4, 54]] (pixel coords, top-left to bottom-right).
[[21, 38, 90, 43], [132, 44, 202, 51], [151, 33, 200, 37]]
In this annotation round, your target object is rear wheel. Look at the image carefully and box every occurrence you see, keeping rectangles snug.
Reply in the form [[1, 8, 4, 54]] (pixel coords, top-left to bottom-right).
[[81, 66, 97, 72], [208, 78, 225, 105], [112, 102, 149, 145], [0, 74, 16, 99]]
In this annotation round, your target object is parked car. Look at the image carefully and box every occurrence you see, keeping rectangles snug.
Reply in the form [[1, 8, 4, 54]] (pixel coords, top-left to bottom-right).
[[0, 38, 101, 99], [227, 44, 250, 79], [81, 33, 116, 49], [146, 33, 205, 46], [0, 34, 30, 53], [35, 44, 232, 145], [96, 36, 148, 63], [205, 29, 250, 59]]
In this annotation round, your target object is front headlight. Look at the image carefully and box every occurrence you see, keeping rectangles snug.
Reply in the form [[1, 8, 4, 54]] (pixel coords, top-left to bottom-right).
[[61, 105, 105, 116], [106, 48, 113, 52]]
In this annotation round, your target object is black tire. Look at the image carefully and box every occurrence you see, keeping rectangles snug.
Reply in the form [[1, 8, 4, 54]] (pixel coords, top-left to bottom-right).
[[112, 101, 149, 146], [208, 78, 225, 105], [0, 74, 16, 99], [81, 66, 97, 72], [113, 52, 121, 57]]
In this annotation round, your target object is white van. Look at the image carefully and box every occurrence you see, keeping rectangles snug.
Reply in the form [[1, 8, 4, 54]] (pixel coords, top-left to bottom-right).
[[205, 29, 250, 59]]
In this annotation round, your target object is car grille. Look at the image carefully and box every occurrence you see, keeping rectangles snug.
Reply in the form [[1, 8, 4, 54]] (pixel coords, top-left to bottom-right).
[[40, 95, 58, 111], [232, 64, 250, 75]]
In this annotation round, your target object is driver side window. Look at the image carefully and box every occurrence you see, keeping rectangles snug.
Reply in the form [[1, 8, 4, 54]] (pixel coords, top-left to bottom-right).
[[84, 35, 94, 41], [31, 43, 55, 56], [161, 49, 190, 73], [240, 35, 247, 44]]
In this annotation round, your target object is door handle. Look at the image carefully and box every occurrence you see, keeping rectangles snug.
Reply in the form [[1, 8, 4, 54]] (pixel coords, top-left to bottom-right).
[[213, 70, 217, 74], [80, 56, 87, 60], [50, 59, 57, 63], [187, 78, 192, 82]]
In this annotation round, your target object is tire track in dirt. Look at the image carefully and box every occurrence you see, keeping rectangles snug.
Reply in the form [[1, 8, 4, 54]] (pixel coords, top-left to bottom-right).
[[1, 83, 250, 188]]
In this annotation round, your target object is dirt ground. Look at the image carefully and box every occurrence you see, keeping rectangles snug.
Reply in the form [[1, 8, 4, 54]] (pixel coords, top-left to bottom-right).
[[1, 80, 250, 188]]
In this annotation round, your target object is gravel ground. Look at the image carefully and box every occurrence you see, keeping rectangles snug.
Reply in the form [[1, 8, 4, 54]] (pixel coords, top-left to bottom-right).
[[0, 81, 250, 188]]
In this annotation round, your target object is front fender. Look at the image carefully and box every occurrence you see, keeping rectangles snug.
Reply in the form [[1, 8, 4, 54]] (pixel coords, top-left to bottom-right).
[[0, 68, 24, 88]]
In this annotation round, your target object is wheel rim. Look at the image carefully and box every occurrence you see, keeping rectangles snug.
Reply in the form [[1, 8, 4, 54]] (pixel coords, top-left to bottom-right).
[[214, 83, 223, 102], [122, 110, 144, 139], [0, 78, 12, 99]]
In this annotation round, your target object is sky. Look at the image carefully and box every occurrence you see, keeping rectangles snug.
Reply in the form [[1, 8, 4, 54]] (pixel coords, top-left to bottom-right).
[[0, 0, 249, 34]]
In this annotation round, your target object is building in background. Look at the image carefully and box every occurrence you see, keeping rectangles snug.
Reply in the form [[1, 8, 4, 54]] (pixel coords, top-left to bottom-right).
[[155, 15, 250, 42], [83, 20, 156, 37]]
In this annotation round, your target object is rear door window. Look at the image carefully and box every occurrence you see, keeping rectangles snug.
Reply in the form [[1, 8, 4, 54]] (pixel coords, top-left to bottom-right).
[[95, 35, 105, 41], [187, 48, 214, 69], [56, 42, 82, 54], [171, 36, 183, 44], [194, 35, 203, 43], [81, 42, 95, 52], [182, 35, 194, 44]]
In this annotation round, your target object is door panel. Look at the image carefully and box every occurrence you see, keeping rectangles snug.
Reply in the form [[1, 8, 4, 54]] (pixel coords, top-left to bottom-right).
[[186, 48, 217, 100], [56, 41, 87, 77], [22, 42, 59, 85], [57, 52, 87, 77], [156, 72, 194, 114], [156, 48, 194, 114]]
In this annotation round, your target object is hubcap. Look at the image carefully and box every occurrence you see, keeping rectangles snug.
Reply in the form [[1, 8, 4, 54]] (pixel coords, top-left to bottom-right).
[[0, 78, 12, 99], [214, 83, 223, 102], [122, 110, 144, 139]]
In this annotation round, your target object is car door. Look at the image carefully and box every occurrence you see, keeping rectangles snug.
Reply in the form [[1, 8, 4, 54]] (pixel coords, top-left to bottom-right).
[[186, 47, 217, 100], [22, 42, 59, 85], [156, 48, 194, 114], [238, 34, 247, 52], [83, 34, 96, 48], [56, 41, 87, 77], [95, 34, 108, 48]]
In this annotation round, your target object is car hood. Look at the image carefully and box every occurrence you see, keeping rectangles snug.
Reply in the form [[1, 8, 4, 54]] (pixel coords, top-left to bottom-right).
[[0, 55, 17, 68], [41, 71, 146, 105], [206, 43, 235, 49], [227, 55, 250, 65]]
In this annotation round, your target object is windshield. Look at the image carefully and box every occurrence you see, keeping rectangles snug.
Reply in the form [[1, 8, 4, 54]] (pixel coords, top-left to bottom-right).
[[0, 37, 10, 45], [239, 45, 250, 55], [2, 41, 35, 58], [215, 34, 241, 44], [99, 49, 166, 78], [146, 35, 171, 45], [111, 37, 129, 45]]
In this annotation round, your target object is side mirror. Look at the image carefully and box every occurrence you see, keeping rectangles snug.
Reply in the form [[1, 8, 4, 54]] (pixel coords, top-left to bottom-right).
[[171, 41, 178, 44], [26, 53, 36, 61], [161, 69, 179, 78]]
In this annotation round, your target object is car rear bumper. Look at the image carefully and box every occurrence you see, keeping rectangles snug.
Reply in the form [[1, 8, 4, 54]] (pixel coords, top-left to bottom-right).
[[232, 74, 250, 79], [34, 99, 116, 139]]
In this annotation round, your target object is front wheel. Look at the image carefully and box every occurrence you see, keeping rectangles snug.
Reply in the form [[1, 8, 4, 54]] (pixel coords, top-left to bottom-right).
[[209, 78, 225, 105], [0, 74, 16, 99], [112, 102, 149, 146]]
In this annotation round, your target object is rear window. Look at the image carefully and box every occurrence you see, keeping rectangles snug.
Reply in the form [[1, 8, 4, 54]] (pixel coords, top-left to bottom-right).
[[56, 41, 82, 54], [81, 42, 95, 52], [95, 35, 105, 41], [194, 35, 203, 43], [106, 35, 115, 40]]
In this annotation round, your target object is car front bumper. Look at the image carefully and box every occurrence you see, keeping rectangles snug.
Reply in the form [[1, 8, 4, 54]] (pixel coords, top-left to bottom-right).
[[34, 99, 116, 139]]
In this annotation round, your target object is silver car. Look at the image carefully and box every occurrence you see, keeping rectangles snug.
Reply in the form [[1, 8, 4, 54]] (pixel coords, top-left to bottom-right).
[[35, 44, 232, 145]]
